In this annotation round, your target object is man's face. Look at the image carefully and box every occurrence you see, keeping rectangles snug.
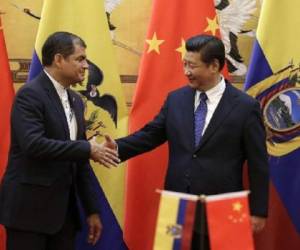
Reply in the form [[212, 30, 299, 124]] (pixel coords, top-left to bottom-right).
[[58, 43, 88, 86], [183, 51, 218, 91]]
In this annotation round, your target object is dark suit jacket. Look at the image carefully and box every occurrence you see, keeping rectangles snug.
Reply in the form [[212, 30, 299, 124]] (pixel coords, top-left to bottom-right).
[[117, 83, 269, 222], [0, 71, 99, 234]]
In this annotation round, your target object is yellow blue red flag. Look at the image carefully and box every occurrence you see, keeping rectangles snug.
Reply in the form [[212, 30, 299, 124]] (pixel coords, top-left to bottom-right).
[[153, 190, 197, 250], [245, 0, 300, 249], [28, 0, 128, 249]]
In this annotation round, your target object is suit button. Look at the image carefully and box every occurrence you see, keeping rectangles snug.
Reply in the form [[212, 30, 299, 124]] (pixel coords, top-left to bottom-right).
[[193, 154, 197, 158]]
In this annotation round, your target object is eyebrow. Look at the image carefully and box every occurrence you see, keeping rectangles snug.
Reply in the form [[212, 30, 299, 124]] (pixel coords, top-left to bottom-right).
[[76, 55, 87, 60], [183, 60, 197, 65]]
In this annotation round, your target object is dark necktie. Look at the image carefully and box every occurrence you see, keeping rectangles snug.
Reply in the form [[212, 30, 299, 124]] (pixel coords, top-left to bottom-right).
[[194, 92, 208, 147]]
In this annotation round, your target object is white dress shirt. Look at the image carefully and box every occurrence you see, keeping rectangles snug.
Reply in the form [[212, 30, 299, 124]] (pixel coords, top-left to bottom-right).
[[44, 70, 77, 140], [194, 77, 226, 135]]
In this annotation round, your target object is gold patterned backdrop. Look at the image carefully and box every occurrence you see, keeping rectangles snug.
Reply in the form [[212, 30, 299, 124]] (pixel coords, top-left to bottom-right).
[[1, 0, 261, 105]]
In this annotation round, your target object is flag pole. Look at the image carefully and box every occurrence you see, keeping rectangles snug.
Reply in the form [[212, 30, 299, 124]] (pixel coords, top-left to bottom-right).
[[199, 194, 206, 250]]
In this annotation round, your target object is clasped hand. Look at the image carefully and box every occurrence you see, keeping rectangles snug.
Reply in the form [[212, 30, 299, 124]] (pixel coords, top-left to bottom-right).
[[89, 135, 119, 168]]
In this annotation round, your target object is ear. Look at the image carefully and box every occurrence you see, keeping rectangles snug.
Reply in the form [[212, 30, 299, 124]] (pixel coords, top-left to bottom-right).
[[210, 59, 220, 73], [53, 53, 64, 68]]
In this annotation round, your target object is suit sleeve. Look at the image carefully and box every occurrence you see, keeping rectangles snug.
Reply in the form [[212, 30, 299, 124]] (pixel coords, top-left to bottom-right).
[[75, 97, 101, 215], [243, 101, 269, 217], [12, 87, 91, 161], [116, 96, 169, 161]]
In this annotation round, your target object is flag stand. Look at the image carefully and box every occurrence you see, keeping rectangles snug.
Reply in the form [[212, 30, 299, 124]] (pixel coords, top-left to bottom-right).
[[198, 195, 208, 250]]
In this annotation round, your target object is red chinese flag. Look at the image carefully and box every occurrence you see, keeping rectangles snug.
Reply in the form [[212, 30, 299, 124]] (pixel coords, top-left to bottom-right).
[[206, 191, 254, 250], [0, 16, 15, 250], [124, 1, 224, 249]]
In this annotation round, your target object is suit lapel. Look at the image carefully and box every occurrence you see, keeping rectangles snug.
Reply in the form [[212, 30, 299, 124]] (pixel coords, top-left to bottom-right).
[[181, 87, 196, 150], [195, 83, 238, 152], [40, 72, 70, 138]]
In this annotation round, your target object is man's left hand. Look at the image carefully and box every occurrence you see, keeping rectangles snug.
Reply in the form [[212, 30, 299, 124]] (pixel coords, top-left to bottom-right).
[[87, 213, 102, 245], [251, 216, 266, 233]]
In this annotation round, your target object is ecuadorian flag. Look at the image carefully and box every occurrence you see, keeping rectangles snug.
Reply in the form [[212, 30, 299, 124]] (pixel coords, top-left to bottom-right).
[[245, 0, 300, 249], [28, 1, 128, 249], [153, 191, 197, 250]]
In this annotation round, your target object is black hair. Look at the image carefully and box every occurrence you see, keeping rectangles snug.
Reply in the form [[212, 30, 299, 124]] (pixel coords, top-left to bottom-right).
[[41, 31, 86, 66], [185, 34, 225, 71]]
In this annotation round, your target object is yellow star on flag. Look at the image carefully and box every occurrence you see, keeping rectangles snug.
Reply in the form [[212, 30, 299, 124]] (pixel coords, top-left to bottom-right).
[[232, 201, 243, 212], [204, 16, 219, 36], [176, 38, 186, 60], [146, 32, 164, 54]]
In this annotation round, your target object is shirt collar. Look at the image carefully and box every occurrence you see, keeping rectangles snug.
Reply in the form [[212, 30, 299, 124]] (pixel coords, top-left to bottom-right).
[[44, 69, 67, 100], [195, 76, 226, 102]]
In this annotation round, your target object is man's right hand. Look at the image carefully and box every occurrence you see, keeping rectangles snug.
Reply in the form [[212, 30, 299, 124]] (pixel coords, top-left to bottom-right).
[[89, 137, 120, 168], [102, 135, 118, 150]]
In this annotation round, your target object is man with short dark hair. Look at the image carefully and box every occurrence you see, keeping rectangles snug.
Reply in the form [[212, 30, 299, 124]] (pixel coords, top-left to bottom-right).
[[0, 31, 119, 250], [112, 34, 269, 249]]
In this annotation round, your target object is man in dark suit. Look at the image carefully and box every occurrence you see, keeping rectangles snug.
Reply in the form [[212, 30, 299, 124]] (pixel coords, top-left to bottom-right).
[[0, 32, 119, 250], [109, 34, 269, 249]]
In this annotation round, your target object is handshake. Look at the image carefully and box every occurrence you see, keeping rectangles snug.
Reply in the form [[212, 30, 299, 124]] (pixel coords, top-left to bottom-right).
[[89, 135, 120, 168]]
